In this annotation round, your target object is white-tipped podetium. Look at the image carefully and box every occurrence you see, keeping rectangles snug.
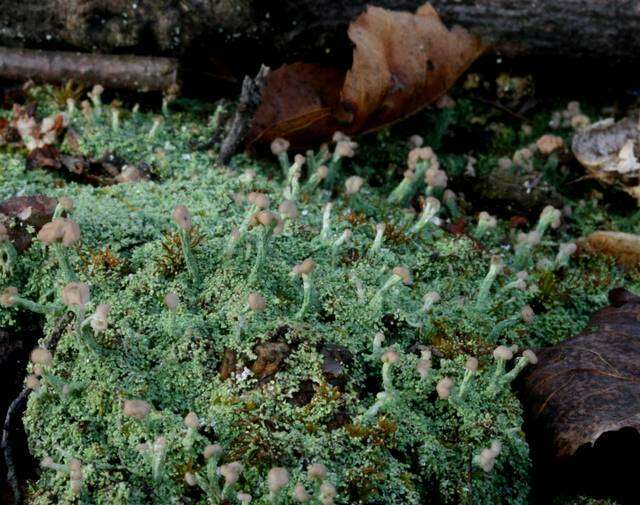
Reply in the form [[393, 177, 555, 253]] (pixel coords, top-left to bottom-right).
[[267, 466, 290, 500], [476, 255, 503, 309], [436, 377, 454, 400], [368, 223, 386, 256], [172, 205, 200, 282], [369, 266, 412, 309], [292, 258, 315, 319], [410, 196, 441, 235], [37, 218, 81, 281]]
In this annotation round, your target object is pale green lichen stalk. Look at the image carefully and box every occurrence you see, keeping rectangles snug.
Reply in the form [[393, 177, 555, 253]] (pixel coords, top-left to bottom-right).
[[172, 205, 200, 282]]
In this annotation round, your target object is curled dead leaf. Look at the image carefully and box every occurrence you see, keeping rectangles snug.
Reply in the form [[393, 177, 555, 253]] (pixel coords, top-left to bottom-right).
[[519, 289, 640, 495], [578, 230, 640, 267], [518, 289, 640, 499], [520, 295, 640, 458], [249, 3, 484, 147], [572, 116, 640, 202]]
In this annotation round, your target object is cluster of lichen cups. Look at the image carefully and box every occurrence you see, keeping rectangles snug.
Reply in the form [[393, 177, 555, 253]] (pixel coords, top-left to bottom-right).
[[0, 96, 585, 504]]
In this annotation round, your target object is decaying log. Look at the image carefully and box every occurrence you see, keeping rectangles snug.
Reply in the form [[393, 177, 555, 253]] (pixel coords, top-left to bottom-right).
[[0, 48, 178, 91], [0, 0, 639, 75]]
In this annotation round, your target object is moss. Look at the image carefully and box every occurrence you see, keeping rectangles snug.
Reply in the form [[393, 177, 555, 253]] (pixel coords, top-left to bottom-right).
[[1, 84, 637, 504]]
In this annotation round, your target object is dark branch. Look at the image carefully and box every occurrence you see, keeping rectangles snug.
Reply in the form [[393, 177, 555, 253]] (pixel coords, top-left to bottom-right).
[[218, 65, 269, 166], [44, 311, 75, 350], [0, 47, 178, 92]]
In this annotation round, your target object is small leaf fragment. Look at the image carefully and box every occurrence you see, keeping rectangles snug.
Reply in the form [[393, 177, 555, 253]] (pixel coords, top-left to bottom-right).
[[572, 116, 640, 202], [578, 231, 640, 267]]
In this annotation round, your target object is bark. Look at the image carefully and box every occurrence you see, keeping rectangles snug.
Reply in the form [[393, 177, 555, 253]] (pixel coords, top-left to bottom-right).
[[0, 1, 638, 83]]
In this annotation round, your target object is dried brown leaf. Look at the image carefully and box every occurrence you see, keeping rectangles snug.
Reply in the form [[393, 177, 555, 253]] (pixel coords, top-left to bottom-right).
[[340, 4, 483, 134], [248, 3, 484, 147], [248, 63, 344, 146], [519, 290, 640, 461]]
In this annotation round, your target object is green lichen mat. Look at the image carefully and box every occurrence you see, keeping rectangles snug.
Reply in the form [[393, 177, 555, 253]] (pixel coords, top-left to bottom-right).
[[0, 87, 636, 504]]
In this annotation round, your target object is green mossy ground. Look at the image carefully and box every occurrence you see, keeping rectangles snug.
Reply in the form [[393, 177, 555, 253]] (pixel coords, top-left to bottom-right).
[[1, 78, 638, 504]]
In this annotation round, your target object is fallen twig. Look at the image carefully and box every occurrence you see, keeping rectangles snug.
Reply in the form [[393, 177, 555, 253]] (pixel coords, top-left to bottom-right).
[[44, 311, 75, 350], [1, 311, 73, 505], [218, 65, 269, 165], [471, 96, 528, 122], [0, 47, 178, 92]]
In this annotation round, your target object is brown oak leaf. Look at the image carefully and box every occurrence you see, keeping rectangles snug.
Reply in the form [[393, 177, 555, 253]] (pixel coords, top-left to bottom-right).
[[248, 3, 484, 147]]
